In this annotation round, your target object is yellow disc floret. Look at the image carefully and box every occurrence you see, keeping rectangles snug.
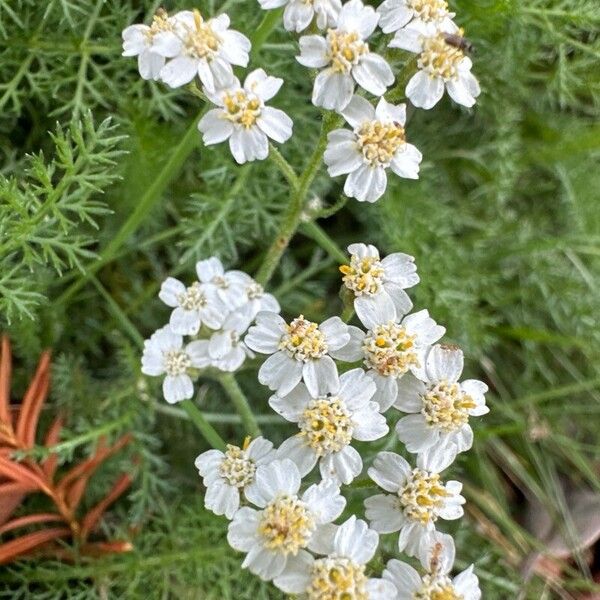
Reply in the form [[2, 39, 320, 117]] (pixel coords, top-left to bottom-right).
[[408, 0, 450, 22], [218, 444, 256, 488], [363, 322, 419, 377], [422, 381, 476, 433], [163, 349, 192, 376], [356, 121, 406, 167], [147, 9, 174, 40], [222, 90, 262, 128], [398, 468, 449, 525], [418, 31, 465, 81], [258, 495, 316, 555], [280, 315, 328, 361], [307, 556, 369, 600], [327, 29, 369, 73], [183, 10, 221, 59], [299, 397, 354, 456], [340, 254, 385, 296], [414, 574, 462, 600], [178, 282, 208, 311]]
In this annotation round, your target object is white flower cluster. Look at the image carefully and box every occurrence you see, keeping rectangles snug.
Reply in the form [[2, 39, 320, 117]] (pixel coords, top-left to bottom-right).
[[169, 244, 489, 597], [141, 257, 279, 403], [122, 0, 479, 200]]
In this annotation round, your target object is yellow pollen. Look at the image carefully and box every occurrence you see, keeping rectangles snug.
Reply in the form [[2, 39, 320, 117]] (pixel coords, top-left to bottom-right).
[[147, 9, 174, 39], [258, 495, 316, 555], [408, 0, 449, 22], [363, 322, 419, 377], [356, 121, 406, 167], [182, 9, 221, 59], [218, 443, 256, 488], [414, 574, 462, 600], [299, 397, 354, 456], [279, 315, 328, 361], [340, 255, 386, 296], [422, 380, 476, 433], [398, 468, 450, 525], [418, 31, 465, 81], [327, 29, 369, 73], [307, 557, 368, 599], [222, 89, 262, 128]]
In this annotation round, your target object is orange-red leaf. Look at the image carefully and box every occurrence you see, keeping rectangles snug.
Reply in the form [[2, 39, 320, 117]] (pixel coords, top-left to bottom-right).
[[81, 472, 133, 540], [0, 455, 46, 491], [0, 513, 64, 535], [42, 416, 63, 480], [16, 350, 51, 448], [0, 527, 71, 564], [0, 336, 11, 426]]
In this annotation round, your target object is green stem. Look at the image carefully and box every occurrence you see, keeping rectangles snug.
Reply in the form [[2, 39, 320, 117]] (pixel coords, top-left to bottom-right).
[[269, 143, 299, 190], [301, 220, 347, 263], [179, 400, 226, 451], [251, 9, 284, 58], [217, 373, 262, 438]]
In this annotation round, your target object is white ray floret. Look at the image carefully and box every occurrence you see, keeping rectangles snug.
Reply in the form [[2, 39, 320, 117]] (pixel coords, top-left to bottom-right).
[[377, 0, 457, 38], [159, 9, 250, 93], [272, 515, 397, 598], [198, 68, 293, 164], [258, 0, 341, 33], [395, 344, 489, 471], [227, 459, 346, 581], [390, 22, 480, 109], [383, 531, 482, 599], [195, 257, 254, 310], [338, 242, 419, 327], [140, 325, 207, 403], [195, 436, 275, 519], [325, 96, 422, 203], [245, 311, 351, 397], [296, 0, 394, 111], [271, 368, 388, 484], [364, 451, 465, 556], [122, 10, 182, 80], [240, 279, 280, 320]]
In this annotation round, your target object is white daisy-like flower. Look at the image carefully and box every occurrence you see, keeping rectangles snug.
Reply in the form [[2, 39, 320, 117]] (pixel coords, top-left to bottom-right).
[[336, 310, 445, 411], [245, 311, 351, 397], [395, 344, 489, 471], [273, 515, 397, 598], [296, 0, 394, 111], [377, 0, 457, 38], [140, 325, 206, 403], [339, 241, 419, 329], [390, 23, 480, 109], [364, 451, 465, 556], [187, 311, 255, 372], [121, 10, 181, 81], [325, 95, 423, 203], [195, 436, 275, 519], [258, 0, 341, 33], [195, 257, 253, 310], [158, 276, 226, 335], [271, 368, 388, 484], [227, 459, 346, 581], [240, 279, 280, 321], [159, 10, 250, 93], [198, 69, 293, 164], [383, 531, 482, 599]]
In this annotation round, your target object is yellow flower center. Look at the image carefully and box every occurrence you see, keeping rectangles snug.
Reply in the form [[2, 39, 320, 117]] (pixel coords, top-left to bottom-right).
[[183, 10, 221, 59], [163, 349, 192, 376], [222, 90, 262, 128], [356, 121, 406, 167], [340, 255, 386, 296], [299, 397, 354, 456], [280, 315, 328, 361], [408, 0, 449, 22], [399, 468, 449, 525], [363, 322, 419, 377], [422, 381, 476, 433], [246, 282, 265, 299], [178, 281, 208, 311], [327, 29, 369, 73], [147, 9, 174, 39], [219, 444, 256, 487], [418, 32, 465, 81], [307, 557, 368, 600], [414, 574, 462, 600], [258, 495, 316, 555]]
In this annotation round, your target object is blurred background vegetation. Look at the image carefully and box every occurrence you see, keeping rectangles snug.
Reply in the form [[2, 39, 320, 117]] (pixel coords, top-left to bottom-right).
[[0, 0, 599, 597]]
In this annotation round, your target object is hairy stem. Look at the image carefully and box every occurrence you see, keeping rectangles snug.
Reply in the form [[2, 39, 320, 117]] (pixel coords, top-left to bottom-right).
[[179, 400, 226, 451], [218, 373, 262, 438]]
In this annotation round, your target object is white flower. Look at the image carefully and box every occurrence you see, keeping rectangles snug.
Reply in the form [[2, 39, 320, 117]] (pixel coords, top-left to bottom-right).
[[140, 325, 206, 403], [325, 96, 423, 203], [271, 368, 388, 484], [339, 241, 419, 330], [383, 531, 481, 599], [245, 312, 351, 397], [198, 69, 293, 164], [272, 516, 397, 598], [390, 23, 480, 109], [227, 459, 346, 581], [336, 310, 445, 411], [296, 0, 394, 111], [159, 276, 226, 335], [239, 280, 280, 321], [159, 10, 250, 93], [122, 10, 181, 80], [377, 0, 457, 37], [187, 311, 255, 372], [364, 451, 465, 556], [195, 257, 253, 310], [195, 437, 275, 519], [258, 0, 341, 33], [395, 344, 489, 471]]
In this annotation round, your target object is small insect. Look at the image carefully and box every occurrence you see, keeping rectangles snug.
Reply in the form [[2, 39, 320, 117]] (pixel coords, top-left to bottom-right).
[[444, 33, 474, 54], [428, 541, 445, 574]]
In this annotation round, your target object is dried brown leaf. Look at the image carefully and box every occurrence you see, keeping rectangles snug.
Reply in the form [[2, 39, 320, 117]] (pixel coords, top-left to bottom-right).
[[0, 336, 11, 426], [0, 527, 71, 564], [42, 416, 63, 479], [0, 513, 64, 535]]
